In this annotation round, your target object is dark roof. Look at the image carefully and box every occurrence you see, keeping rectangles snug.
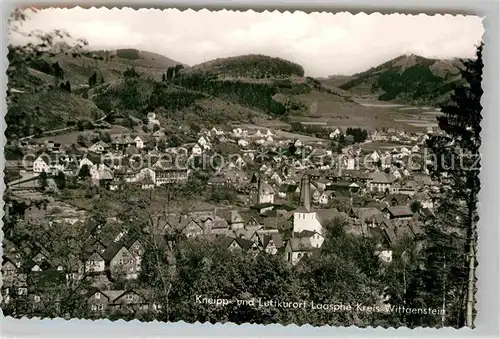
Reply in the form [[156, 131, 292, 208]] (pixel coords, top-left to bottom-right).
[[382, 225, 398, 245], [288, 237, 315, 252], [419, 207, 435, 218], [342, 169, 370, 179], [316, 208, 342, 224], [352, 207, 382, 220], [260, 233, 284, 249], [409, 222, 423, 236], [261, 216, 280, 229], [238, 210, 261, 224], [279, 184, 298, 193], [295, 230, 322, 238], [87, 250, 105, 262], [213, 216, 229, 229], [216, 236, 236, 249], [252, 202, 274, 210], [383, 206, 413, 218], [383, 193, 411, 204], [101, 243, 124, 262], [369, 171, 395, 184], [365, 201, 387, 210], [235, 237, 255, 251]]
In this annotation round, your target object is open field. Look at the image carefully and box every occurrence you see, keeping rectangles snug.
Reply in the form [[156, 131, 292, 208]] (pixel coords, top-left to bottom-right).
[[35, 125, 131, 145], [360, 141, 411, 151], [236, 123, 327, 142], [285, 96, 441, 132]]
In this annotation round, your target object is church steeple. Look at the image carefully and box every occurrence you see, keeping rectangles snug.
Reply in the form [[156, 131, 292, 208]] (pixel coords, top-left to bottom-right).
[[250, 174, 261, 205], [257, 176, 262, 204], [300, 174, 311, 212]]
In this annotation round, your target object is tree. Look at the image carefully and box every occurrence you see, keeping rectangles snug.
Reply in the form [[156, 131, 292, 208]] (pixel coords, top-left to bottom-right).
[[157, 138, 167, 152], [287, 142, 297, 156], [76, 134, 87, 145], [76, 120, 85, 132], [209, 185, 238, 204], [7, 8, 88, 91], [78, 164, 91, 179], [104, 111, 115, 124], [424, 42, 483, 328], [166, 67, 174, 80], [190, 123, 201, 134], [338, 134, 346, 146], [123, 67, 140, 78], [173, 64, 184, 78], [83, 120, 93, 130], [88, 72, 97, 87], [410, 201, 421, 213], [167, 134, 182, 147], [122, 116, 137, 129], [54, 171, 66, 189], [162, 73, 166, 82], [38, 171, 48, 189], [59, 81, 71, 92], [100, 131, 111, 143]]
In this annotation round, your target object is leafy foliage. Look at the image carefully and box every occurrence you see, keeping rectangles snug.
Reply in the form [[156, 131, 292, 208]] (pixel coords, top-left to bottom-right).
[[375, 65, 457, 102], [340, 54, 463, 105], [116, 48, 141, 60], [176, 75, 287, 116], [389, 43, 484, 328], [184, 54, 305, 78]]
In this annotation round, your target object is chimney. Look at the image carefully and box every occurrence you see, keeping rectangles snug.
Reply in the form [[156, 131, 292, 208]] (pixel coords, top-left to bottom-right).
[[300, 174, 311, 212]]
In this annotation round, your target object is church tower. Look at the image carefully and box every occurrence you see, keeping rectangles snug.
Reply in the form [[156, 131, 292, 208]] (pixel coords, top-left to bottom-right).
[[299, 174, 311, 212], [293, 173, 324, 236], [250, 175, 261, 205]]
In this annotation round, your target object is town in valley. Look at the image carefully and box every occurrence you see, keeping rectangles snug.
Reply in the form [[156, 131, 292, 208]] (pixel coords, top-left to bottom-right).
[[2, 8, 483, 328]]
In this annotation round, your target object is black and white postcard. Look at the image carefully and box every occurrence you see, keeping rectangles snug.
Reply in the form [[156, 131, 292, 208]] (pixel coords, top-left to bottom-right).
[[2, 6, 484, 329]]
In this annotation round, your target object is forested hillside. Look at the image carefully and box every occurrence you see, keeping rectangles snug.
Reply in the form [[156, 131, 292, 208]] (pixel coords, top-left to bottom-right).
[[339, 54, 464, 105]]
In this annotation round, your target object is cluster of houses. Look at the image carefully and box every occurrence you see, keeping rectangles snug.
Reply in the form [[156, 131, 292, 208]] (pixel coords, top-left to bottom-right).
[[2, 169, 431, 314], [3, 123, 439, 314]]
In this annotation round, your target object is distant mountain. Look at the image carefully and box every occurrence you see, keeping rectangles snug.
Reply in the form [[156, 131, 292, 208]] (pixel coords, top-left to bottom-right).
[[338, 54, 465, 106], [89, 54, 352, 126], [13, 50, 467, 140], [182, 54, 304, 78], [91, 49, 188, 69], [174, 54, 352, 117]]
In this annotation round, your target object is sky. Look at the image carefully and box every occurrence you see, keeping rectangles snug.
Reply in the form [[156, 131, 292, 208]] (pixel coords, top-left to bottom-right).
[[9, 7, 484, 77]]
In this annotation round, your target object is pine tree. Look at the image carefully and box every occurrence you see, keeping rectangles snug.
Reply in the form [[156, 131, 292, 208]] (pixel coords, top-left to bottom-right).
[[54, 171, 66, 189], [166, 67, 174, 80], [424, 42, 483, 328], [38, 171, 48, 189], [88, 72, 97, 86]]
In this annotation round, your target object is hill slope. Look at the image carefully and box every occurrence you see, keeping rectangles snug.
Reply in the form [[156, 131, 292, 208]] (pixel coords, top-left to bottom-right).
[[6, 89, 105, 138], [182, 54, 304, 78], [86, 48, 188, 70], [9, 50, 460, 140], [339, 54, 464, 106], [174, 54, 351, 117], [6, 47, 187, 138]]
